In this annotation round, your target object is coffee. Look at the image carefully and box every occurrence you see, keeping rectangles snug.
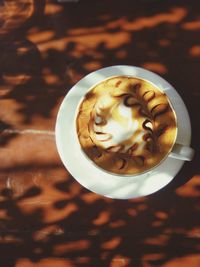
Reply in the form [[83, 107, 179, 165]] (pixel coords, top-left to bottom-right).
[[76, 76, 177, 175]]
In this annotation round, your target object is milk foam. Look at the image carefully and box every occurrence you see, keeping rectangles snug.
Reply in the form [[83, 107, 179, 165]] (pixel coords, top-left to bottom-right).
[[94, 99, 146, 150]]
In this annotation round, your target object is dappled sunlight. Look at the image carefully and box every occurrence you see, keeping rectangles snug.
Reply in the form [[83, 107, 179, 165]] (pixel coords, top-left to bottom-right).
[[67, 7, 188, 36], [143, 253, 166, 266], [186, 226, 200, 239], [26, 30, 55, 44], [189, 45, 200, 57], [53, 239, 90, 255], [15, 258, 77, 267], [42, 71, 60, 85], [35, 32, 131, 52], [123, 7, 187, 31], [93, 211, 110, 226], [182, 20, 200, 31], [136, 203, 147, 212], [1, 1, 198, 128], [45, 3, 64, 15], [68, 26, 106, 36], [175, 175, 200, 197], [0, 135, 59, 170], [80, 191, 107, 203], [158, 39, 171, 47], [101, 236, 122, 250], [126, 208, 138, 217], [32, 224, 64, 242], [109, 255, 131, 267], [151, 211, 168, 227], [83, 61, 102, 72], [0, 169, 200, 266], [144, 234, 169, 246], [0, 0, 199, 266], [155, 211, 168, 220], [141, 62, 168, 74], [19, 201, 78, 224], [161, 255, 200, 267], [109, 220, 126, 228], [1, 73, 31, 86]]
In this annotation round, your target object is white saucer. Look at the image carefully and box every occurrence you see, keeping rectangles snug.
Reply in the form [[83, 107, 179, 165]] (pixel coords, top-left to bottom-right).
[[55, 66, 192, 199]]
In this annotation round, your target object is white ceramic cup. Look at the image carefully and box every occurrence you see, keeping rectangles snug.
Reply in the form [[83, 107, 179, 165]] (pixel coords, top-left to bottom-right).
[[74, 73, 194, 176]]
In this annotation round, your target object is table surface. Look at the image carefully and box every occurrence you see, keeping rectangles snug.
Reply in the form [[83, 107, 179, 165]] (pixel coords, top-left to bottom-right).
[[0, 0, 200, 266]]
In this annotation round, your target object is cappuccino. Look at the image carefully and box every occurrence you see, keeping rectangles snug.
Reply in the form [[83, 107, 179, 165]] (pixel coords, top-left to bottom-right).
[[76, 76, 177, 175]]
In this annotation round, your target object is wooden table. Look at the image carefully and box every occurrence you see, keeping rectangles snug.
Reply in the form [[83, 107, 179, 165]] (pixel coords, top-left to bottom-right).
[[0, 0, 200, 266]]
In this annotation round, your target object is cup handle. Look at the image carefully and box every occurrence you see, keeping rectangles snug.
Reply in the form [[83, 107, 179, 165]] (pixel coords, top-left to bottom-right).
[[169, 143, 195, 161]]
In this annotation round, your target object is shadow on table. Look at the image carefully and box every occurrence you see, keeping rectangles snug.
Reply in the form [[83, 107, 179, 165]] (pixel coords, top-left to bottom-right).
[[0, 0, 200, 266], [0, 165, 200, 266], [0, 0, 199, 132]]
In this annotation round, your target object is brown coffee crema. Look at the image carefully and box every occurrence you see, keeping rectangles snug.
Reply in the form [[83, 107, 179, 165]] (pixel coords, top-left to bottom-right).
[[76, 76, 177, 175]]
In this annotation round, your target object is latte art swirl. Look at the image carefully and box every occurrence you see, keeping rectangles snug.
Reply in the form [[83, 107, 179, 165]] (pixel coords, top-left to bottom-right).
[[76, 76, 177, 175]]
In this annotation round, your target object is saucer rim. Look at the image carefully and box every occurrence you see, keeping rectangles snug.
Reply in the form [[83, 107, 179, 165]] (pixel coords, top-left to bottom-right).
[[55, 65, 191, 199]]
